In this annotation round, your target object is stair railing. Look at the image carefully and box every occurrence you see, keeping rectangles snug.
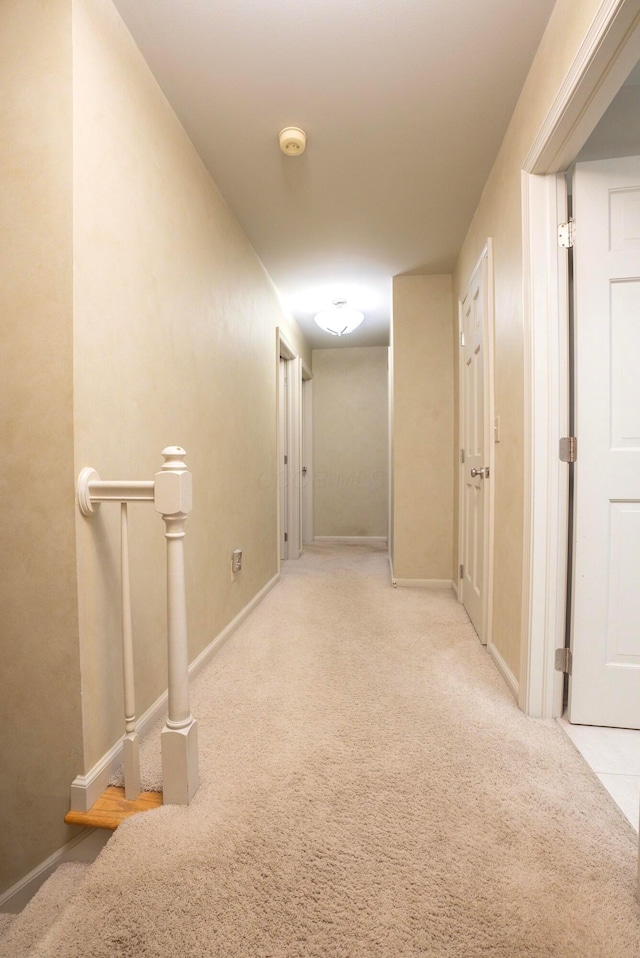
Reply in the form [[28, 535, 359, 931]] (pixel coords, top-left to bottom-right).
[[77, 446, 199, 805]]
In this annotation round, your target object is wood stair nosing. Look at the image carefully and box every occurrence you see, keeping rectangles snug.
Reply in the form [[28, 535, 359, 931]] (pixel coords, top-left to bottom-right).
[[64, 786, 163, 831]]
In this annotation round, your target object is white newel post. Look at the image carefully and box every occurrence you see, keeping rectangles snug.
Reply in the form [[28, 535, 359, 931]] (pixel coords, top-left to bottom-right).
[[155, 447, 199, 805], [77, 446, 199, 806]]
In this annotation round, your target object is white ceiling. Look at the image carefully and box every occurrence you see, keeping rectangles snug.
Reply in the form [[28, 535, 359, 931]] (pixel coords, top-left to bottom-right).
[[113, 0, 557, 348]]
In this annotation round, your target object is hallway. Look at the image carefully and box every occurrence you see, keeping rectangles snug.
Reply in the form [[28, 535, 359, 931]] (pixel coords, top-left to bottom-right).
[[9, 542, 638, 957]]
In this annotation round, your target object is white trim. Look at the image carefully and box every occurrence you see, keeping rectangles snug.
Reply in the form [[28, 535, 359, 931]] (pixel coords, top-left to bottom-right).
[[277, 329, 297, 361], [392, 577, 453, 590], [69, 574, 280, 811], [451, 579, 459, 600], [457, 241, 495, 648], [70, 741, 124, 812], [520, 0, 640, 719], [189, 573, 280, 680], [0, 828, 108, 913], [488, 641, 520, 702], [313, 536, 388, 544], [302, 378, 313, 544], [287, 356, 303, 558], [524, 0, 640, 175], [277, 329, 303, 561], [519, 173, 568, 719]]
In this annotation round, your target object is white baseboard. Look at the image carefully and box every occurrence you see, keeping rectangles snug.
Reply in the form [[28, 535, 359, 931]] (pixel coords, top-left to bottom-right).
[[451, 579, 459, 599], [392, 578, 453, 590], [488, 640, 519, 702], [188, 573, 280, 681], [70, 740, 125, 812], [70, 573, 280, 812], [0, 828, 110, 913], [313, 536, 388, 544]]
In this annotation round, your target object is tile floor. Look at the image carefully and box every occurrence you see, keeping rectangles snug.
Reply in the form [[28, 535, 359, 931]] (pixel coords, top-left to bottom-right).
[[557, 716, 640, 831]]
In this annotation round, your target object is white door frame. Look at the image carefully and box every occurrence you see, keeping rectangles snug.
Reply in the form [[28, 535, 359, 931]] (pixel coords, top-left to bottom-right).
[[277, 330, 303, 561], [457, 241, 496, 655], [520, 0, 640, 718], [302, 370, 314, 544]]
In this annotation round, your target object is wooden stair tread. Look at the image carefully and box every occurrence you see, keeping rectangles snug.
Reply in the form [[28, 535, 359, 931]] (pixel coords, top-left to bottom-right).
[[65, 787, 163, 831]]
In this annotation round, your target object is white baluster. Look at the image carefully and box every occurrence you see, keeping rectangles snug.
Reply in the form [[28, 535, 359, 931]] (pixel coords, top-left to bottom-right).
[[155, 447, 199, 805], [121, 502, 141, 800], [77, 448, 199, 806]]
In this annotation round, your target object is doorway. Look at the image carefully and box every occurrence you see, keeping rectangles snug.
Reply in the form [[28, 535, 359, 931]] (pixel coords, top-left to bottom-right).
[[457, 243, 495, 650], [521, 3, 640, 722], [277, 330, 304, 562]]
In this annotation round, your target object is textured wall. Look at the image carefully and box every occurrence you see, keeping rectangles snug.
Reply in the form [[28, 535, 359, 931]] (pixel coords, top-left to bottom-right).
[[72, 0, 308, 770], [313, 347, 389, 538], [391, 275, 454, 581], [453, 0, 604, 679], [0, 0, 310, 897], [0, 0, 84, 895]]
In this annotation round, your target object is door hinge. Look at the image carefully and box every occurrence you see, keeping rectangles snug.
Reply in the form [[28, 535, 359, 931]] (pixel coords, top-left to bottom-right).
[[558, 219, 574, 249], [460, 449, 465, 464], [284, 532, 288, 542], [559, 437, 577, 463], [459, 564, 464, 579], [555, 647, 572, 674], [284, 455, 288, 465], [459, 331, 465, 347]]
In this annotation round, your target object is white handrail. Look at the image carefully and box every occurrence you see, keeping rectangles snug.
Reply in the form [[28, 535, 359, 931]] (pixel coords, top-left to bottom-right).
[[76, 447, 199, 805]]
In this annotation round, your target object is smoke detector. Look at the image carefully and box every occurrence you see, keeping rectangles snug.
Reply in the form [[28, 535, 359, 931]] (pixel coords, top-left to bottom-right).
[[279, 127, 307, 156]]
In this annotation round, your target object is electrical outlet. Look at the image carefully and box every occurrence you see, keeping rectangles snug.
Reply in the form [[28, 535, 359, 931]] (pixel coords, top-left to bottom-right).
[[232, 549, 242, 574]]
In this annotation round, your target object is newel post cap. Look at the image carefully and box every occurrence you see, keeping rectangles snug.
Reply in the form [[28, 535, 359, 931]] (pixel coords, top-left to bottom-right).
[[154, 447, 192, 516]]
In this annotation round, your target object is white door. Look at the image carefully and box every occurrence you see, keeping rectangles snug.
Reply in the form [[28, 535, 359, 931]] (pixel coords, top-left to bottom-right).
[[569, 155, 640, 729], [301, 378, 313, 544], [278, 357, 289, 560], [460, 249, 491, 643]]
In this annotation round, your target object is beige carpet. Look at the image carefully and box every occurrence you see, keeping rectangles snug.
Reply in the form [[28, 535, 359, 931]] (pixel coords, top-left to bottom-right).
[[33, 543, 640, 955], [0, 864, 88, 958]]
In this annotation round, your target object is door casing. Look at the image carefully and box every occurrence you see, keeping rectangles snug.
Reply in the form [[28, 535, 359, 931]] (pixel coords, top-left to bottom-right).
[[277, 330, 303, 562], [520, 0, 640, 718], [457, 241, 496, 658]]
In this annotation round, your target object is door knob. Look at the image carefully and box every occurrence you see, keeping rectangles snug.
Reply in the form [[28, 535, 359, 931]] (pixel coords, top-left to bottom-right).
[[470, 467, 487, 478]]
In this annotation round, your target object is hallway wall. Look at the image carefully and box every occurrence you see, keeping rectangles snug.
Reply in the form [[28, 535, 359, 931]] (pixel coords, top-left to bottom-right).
[[72, 0, 309, 773], [0, 0, 310, 898], [391, 275, 454, 583], [453, 0, 605, 683], [0, 0, 84, 899], [312, 347, 389, 538]]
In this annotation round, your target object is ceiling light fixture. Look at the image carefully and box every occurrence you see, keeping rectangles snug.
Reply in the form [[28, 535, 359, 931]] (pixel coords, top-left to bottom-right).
[[279, 127, 307, 156], [313, 300, 365, 336]]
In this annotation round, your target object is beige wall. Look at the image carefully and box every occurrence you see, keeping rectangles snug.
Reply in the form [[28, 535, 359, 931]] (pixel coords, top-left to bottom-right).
[[453, 0, 604, 679], [72, 0, 310, 769], [0, 0, 85, 895], [391, 275, 453, 581], [0, 0, 309, 897], [313, 347, 389, 538]]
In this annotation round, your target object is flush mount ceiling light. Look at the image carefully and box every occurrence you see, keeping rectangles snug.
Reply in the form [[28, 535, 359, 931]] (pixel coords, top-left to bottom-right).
[[279, 127, 307, 156], [313, 300, 365, 336]]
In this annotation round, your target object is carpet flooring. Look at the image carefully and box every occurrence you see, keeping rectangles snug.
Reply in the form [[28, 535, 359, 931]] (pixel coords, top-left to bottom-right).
[[31, 543, 640, 955]]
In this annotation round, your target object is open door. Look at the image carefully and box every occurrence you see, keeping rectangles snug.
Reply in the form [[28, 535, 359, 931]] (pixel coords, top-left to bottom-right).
[[568, 155, 640, 729]]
